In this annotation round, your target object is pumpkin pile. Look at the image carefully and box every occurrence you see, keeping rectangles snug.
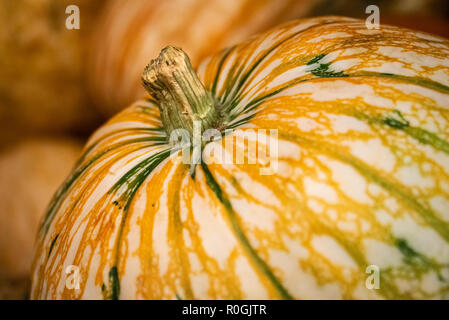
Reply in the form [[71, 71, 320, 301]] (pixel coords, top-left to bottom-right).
[[30, 16, 449, 299]]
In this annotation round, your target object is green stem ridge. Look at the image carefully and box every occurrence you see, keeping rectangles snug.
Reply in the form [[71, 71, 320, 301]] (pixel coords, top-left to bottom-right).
[[141, 46, 217, 136]]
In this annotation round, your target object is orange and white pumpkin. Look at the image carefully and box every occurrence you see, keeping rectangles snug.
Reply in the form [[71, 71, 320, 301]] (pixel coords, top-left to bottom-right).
[[32, 16, 449, 299], [89, 0, 321, 117]]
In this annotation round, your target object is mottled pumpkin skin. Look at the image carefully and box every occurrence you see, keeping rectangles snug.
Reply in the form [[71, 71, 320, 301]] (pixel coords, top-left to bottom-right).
[[89, 0, 321, 117], [32, 17, 449, 299]]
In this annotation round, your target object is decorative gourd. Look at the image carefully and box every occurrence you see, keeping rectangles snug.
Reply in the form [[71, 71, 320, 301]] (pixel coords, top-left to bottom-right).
[[32, 16, 449, 299], [88, 0, 321, 117], [0, 138, 82, 280], [0, 0, 103, 144]]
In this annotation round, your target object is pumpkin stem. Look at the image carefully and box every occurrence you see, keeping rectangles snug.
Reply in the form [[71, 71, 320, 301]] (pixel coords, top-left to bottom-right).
[[141, 46, 216, 137]]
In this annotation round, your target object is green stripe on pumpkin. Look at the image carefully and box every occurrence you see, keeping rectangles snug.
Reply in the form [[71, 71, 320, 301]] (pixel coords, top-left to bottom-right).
[[279, 132, 449, 243], [201, 162, 293, 300], [48, 234, 59, 258], [102, 266, 120, 300], [108, 148, 173, 300]]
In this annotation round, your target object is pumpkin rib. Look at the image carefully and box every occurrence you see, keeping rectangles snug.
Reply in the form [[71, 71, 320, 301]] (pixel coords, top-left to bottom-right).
[[278, 132, 449, 243], [34, 176, 97, 298], [399, 126, 449, 155], [227, 79, 447, 134], [87, 128, 166, 151], [239, 72, 449, 119], [280, 134, 447, 298], [225, 18, 359, 104], [353, 109, 449, 156], [170, 166, 195, 300], [354, 72, 449, 94], [308, 145, 447, 275], [87, 129, 167, 155], [201, 162, 294, 299], [207, 147, 400, 299], [36, 145, 172, 299], [217, 163, 385, 298], [106, 149, 173, 299], [39, 138, 167, 236], [226, 19, 362, 104], [238, 75, 449, 157], [36, 145, 163, 297], [39, 152, 101, 235], [211, 46, 236, 97], [283, 103, 449, 158], [225, 23, 324, 102]]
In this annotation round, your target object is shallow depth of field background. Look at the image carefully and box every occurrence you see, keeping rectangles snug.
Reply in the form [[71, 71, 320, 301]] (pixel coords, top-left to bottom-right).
[[0, 0, 448, 299]]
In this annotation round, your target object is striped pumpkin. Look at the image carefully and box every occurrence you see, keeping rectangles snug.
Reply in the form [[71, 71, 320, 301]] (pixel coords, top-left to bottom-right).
[[32, 16, 449, 299], [89, 0, 321, 117]]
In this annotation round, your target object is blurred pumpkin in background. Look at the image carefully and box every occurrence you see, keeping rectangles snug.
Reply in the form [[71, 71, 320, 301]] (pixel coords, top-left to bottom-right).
[[0, 138, 82, 299], [89, 0, 323, 117], [0, 0, 105, 147]]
